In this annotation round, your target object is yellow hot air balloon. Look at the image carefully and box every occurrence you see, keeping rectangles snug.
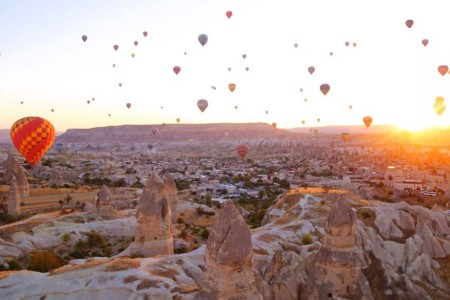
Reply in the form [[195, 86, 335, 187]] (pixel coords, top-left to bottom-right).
[[341, 132, 350, 142]]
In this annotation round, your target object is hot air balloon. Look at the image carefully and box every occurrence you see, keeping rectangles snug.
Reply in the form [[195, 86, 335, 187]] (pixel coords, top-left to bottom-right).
[[349, 105, 353, 110], [143, 31, 148, 37], [341, 132, 350, 142], [112, 64, 116, 68], [92, 98, 95, 101], [113, 45, 119, 51], [131, 53, 135, 58], [308, 66, 315, 75], [272, 122, 277, 128], [176, 118, 180, 124], [234, 105, 238, 110], [320, 83, 330, 95], [363, 116, 372, 128], [228, 83, 236, 92], [438, 65, 448, 76], [294, 43, 298, 48], [226, 11, 232, 19], [228, 67, 231, 71], [345, 41, 350, 47], [87, 100, 90, 104], [10, 116, 55, 166], [119, 83, 122, 87], [20, 101, 23, 105], [299, 88, 303, 92], [422, 39, 429, 47], [304, 99, 308, 102], [81, 35, 88, 42], [151, 127, 157, 135], [265, 110, 269, 115], [317, 118, 320, 123], [55, 143, 64, 153], [242, 54, 247, 59], [405, 19, 414, 28], [197, 99, 208, 112], [236, 144, 249, 160], [51, 109, 54, 112], [434, 97, 446, 115], [211, 86, 216, 90], [198, 34, 208, 46], [173, 66, 181, 75], [108, 114, 111, 117], [329, 52, 333, 56], [245, 67, 249, 71], [301, 120, 305, 125], [134, 41, 138, 46], [126, 103, 131, 109]]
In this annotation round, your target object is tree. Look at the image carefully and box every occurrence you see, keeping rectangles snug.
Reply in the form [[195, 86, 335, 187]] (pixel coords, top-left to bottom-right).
[[64, 194, 73, 205], [205, 193, 212, 208]]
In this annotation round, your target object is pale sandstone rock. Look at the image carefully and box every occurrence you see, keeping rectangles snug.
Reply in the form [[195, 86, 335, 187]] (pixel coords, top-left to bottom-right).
[[163, 173, 178, 224], [416, 220, 446, 258], [95, 185, 115, 218], [8, 177, 21, 217]]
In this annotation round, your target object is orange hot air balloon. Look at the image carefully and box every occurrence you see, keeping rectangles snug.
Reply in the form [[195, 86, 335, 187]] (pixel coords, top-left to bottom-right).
[[434, 102, 446, 116], [134, 41, 138, 46], [113, 45, 119, 51], [438, 65, 448, 76], [363, 116, 372, 128], [173, 66, 181, 75], [11, 117, 55, 166], [176, 118, 180, 124], [272, 122, 277, 128], [236, 144, 249, 160], [341, 132, 350, 142], [308, 66, 315, 75], [405, 19, 414, 28], [81, 35, 88, 42], [126, 103, 131, 109], [197, 99, 208, 112], [435, 96, 444, 103], [320, 83, 330, 95], [228, 83, 236, 92], [226, 11, 232, 19], [143, 31, 148, 37], [422, 39, 429, 47]]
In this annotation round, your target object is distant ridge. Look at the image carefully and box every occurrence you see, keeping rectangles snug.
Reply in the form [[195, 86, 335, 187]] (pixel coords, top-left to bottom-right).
[[286, 125, 397, 134], [56, 123, 297, 144], [0, 129, 11, 144]]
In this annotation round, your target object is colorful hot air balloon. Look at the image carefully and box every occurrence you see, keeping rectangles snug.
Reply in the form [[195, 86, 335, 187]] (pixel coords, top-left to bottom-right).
[[134, 41, 138, 46], [341, 132, 350, 142], [363, 116, 372, 128], [198, 34, 208, 46], [173, 66, 181, 75], [353, 42, 357, 47], [113, 45, 119, 51], [422, 39, 429, 47], [272, 122, 277, 128], [87, 100, 90, 104], [236, 144, 249, 160], [226, 11, 232, 19], [228, 83, 236, 92], [126, 103, 131, 109], [308, 66, 315, 75], [438, 65, 448, 76], [176, 118, 180, 123], [143, 31, 148, 37], [10, 117, 55, 166], [197, 99, 208, 112], [81, 35, 88, 42], [435, 96, 444, 103], [405, 19, 414, 28], [320, 83, 330, 96], [434, 97, 446, 115]]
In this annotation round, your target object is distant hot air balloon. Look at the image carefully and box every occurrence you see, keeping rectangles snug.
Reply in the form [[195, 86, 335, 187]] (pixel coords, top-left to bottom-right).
[[126, 103, 131, 109], [363, 116, 372, 128], [51, 109, 54, 112], [176, 118, 180, 123], [173, 66, 181, 75], [113, 45, 119, 51], [211, 86, 216, 90], [119, 83, 122, 87], [349, 105, 353, 110], [143, 31, 148, 37], [197, 99, 208, 112], [438, 65, 448, 76], [92, 98, 95, 101], [434, 97, 446, 115], [345, 41, 350, 47], [405, 19, 414, 28], [294, 43, 298, 48], [329, 52, 333, 56], [55, 143, 64, 153], [308, 66, 315, 75], [87, 100, 90, 104], [301, 120, 305, 125], [234, 105, 238, 110], [320, 83, 330, 95], [422, 39, 429, 47], [236, 144, 249, 160], [299, 88, 303, 92], [134, 41, 138, 46], [198, 34, 208, 46], [81, 35, 88, 42], [151, 127, 157, 135], [20, 101, 23, 105], [112, 64, 116, 68], [242, 54, 247, 59], [272, 122, 277, 128], [228, 83, 236, 92], [304, 99, 308, 102], [226, 11, 232, 19], [228, 67, 231, 71], [341, 132, 350, 142], [245, 67, 249, 71], [10, 116, 55, 166], [131, 53, 135, 58], [317, 118, 320, 123], [265, 110, 269, 115], [108, 114, 111, 117]]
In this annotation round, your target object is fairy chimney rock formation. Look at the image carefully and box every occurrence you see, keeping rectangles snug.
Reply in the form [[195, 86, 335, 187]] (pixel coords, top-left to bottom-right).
[[48, 170, 63, 188], [196, 201, 262, 300], [8, 177, 21, 217], [14, 166, 29, 197], [3, 154, 19, 182], [95, 185, 115, 218], [130, 172, 173, 257], [3, 155, 29, 197], [301, 197, 363, 300], [163, 173, 178, 223]]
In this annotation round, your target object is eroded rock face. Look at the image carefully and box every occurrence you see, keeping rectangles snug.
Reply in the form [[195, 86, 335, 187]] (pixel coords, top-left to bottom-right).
[[96, 185, 115, 218], [2, 154, 19, 182], [48, 170, 63, 188], [163, 173, 178, 224], [8, 177, 21, 217], [130, 172, 173, 257], [197, 201, 262, 300]]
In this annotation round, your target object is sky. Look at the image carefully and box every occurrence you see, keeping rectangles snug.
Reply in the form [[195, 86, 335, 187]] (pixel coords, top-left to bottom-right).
[[1, 0, 450, 132]]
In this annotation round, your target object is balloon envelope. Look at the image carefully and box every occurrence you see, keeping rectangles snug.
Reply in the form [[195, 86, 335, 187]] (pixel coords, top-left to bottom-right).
[[126, 103, 131, 109], [226, 11, 232, 18], [405, 19, 414, 28], [134, 41, 138, 46], [320, 83, 330, 95], [434, 102, 446, 116], [363, 116, 372, 128], [435, 96, 444, 104], [422, 39, 429, 46], [228, 83, 236, 92], [242, 54, 247, 59], [341, 133, 350, 142], [176, 118, 180, 123], [10, 116, 55, 166], [438, 65, 448, 76], [272, 122, 277, 128], [345, 41, 350, 47], [81, 35, 87, 42], [113, 45, 119, 51], [308, 66, 315, 75], [173, 66, 181, 75], [198, 34, 208, 46], [197, 99, 208, 112], [236, 144, 249, 160], [143, 31, 148, 37], [151, 127, 157, 135]]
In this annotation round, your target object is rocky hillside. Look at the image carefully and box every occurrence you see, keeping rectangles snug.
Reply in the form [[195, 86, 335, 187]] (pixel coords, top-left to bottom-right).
[[56, 123, 297, 144]]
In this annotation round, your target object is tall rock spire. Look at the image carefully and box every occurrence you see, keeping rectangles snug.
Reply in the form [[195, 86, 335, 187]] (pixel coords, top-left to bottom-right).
[[95, 185, 115, 218], [163, 172, 178, 224], [8, 177, 21, 217], [197, 201, 262, 300]]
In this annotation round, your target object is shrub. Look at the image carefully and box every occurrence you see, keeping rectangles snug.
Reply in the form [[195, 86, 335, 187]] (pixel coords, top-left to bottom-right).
[[174, 247, 187, 254], [362, 211, 372, 219], [200, 228, 210, 240], [86, 230, 106, 248], [302, 234, 313, 245], [7, 259, 22, 270], [177, 217, 184, 224], [61, 233, 71, 242], [27, 251, 61, 272], [179, 229, 188, 239], [0, 213, 18, 224]]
